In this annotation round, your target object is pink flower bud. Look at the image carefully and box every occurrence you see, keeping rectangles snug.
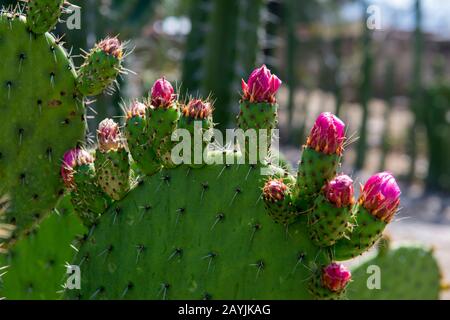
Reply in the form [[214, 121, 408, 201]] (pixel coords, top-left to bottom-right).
[[61, 148, 94, 188], [126, 101, 147, 119], [241, 65, 282, 104], [97, 118, 122, 152], [97, 37, 123, 59], [151, 77, 175, 108], [324, 175, 354, 208], [322, 263, 351, 292], [181, 99, 213, 120], [263, 179, 288, 202], [307, 112, 345, 155], [360, 172, 401, 222]]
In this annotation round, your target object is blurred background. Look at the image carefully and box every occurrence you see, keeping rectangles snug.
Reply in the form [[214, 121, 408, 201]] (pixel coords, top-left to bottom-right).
[[2, 0, 450, 296]]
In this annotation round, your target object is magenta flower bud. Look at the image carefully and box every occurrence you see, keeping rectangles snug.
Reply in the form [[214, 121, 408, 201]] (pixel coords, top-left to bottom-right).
[[360, 172, 401, 222], [127, 101, 147, 119], [241, 65, 282, 104], [61, 148, 94, 188], [263, 179, 288, 202], [322, 263, 351, 293], [97, 118, 122, 152], [151, 77, 175, 108], [324, 175, 354, 208], [181, 99, 213, 120], [97, 37, 123, 59], [307, 112, 345, 155]]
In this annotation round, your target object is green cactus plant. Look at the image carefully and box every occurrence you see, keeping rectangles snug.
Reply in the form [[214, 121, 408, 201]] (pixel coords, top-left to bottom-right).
[[0, 1, 124, 245], [56, 66, 409, 300], [348, 238, 442, 300]]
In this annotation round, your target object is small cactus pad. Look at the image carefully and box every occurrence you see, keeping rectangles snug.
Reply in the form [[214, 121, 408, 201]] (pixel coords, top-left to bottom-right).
[[295, 147, 341, 209], [0, 12, 86, 239], [26, 0, 64, 35], [332, 206, 387, 261], [348, 245, 441, 300], [76, 37, 123, 96]]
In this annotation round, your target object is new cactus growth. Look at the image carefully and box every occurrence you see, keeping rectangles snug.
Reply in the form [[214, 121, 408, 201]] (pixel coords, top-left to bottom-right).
[[309, 262, 352, 300], [238, 65, 281, 163], [333, 172, 401, 260], [262, 179, 297, 225], [309, 175, 355, 247], [95, 119, 130, 200], [26, 0, 64, 34], [63, 148, 111, 226], [76, 37, 124, 96], [146, 78, 180, 168], [295, 112, 345, 211], [0, 2, 123, 244]]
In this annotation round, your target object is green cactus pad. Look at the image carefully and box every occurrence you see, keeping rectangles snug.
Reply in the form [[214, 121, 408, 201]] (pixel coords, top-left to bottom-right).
[[71, 163, 111, 226], [348, 245, 441, 300], [308, 195, 353, 247], [147, 104, 180, 167], [295, 147, 341, 210], [237, 102, 278, 163], [332, 206, 386, 261], [76, 43, 122, 96], [95, 148, 130, 201], [0, 12, 86, 240], [238, 101, 278, 131], [125, 113, 161, 176], [65, 162, 333, 300], [308, 267, 346, 300], [0, 196, 85, 300], [26, 0, 64, 35], [263, 193, 298, 226]]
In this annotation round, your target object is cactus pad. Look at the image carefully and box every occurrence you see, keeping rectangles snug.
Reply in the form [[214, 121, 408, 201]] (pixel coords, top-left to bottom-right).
[[0, 11, 86, 239]]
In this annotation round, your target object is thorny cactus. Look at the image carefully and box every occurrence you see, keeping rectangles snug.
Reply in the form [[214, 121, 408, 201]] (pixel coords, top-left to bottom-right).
[[56, 65, 413, 301], [0, 1, 126, 245], [0, 2, 443, 301]]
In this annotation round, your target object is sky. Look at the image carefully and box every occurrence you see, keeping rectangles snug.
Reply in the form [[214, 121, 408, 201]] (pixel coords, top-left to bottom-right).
[[342, 0, 450, 39]]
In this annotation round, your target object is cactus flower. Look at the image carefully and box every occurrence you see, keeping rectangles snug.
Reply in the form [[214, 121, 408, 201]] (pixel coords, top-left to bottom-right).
[[241, 65, 282, 104], [263, 179, 288, 202], [61, 148, 94, 188], [127, 101, 147, 119], [307, 112, 345, 155], [182, 99, 213, 120], [97, 118, 122, 152], [97, 37, 123, 59], [323, 175, 354, 208], [322, 263, 351, 292], [151, 78, 175, 108], [360, 172, 401, 222]]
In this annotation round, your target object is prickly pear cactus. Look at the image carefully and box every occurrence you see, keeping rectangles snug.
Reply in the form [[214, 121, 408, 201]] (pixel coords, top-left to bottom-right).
[[0, 1, 124, 244], [348, 238, 442, 300], [0, 195, 85, 300], [59, 66, 409, 300]]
